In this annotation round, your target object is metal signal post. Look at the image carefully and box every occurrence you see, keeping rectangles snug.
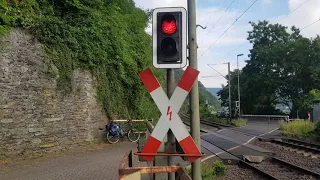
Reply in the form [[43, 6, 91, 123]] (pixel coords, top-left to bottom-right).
[[187, 0, 202, 179]]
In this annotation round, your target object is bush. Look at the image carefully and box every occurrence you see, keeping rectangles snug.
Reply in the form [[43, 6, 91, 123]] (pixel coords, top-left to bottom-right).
[[187, 161, 227, 180], [212, 161, 227, 177], [231, 119, 248, 127], [316, 121, 320, 130], [279, 120, 315, 139]]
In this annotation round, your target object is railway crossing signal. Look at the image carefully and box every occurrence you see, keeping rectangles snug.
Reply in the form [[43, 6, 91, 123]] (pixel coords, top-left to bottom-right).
[[152, 7, 187, 69], [138, 66, 201, 163]]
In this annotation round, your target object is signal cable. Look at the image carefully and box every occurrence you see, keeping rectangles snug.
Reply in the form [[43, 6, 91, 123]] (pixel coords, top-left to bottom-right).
[[198, 0, 258, 60]]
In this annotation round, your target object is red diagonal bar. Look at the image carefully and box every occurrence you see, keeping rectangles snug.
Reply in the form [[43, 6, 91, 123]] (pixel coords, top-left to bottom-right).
[[141, 136, 162, 161], [177, 66, 199, 92], [179, 136, 201, 162], [139, 68, 161, 93]]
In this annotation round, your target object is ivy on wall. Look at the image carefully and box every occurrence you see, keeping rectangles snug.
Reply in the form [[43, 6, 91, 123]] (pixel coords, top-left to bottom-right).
[[0, 0, 164, 120]]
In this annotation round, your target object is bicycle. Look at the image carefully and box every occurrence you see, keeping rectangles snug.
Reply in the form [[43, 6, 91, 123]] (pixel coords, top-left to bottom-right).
[[104, 120, 141, 144]]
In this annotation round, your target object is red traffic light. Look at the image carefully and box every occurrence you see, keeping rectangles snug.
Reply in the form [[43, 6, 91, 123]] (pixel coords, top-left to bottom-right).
[[162, 20, 177, 35]]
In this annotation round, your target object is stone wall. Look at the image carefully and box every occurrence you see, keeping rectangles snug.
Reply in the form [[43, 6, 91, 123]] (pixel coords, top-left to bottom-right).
[[0, 29, 108, 157]]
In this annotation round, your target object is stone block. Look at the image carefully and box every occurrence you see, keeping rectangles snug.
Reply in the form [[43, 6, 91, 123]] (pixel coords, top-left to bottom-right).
[[28, 128, 43, 133], [40, 143, 55, 148], [1, 118, 13, 124], [44, 117, 62, 122], [31, 138, 42, 144], [0, 29, 107, 158]]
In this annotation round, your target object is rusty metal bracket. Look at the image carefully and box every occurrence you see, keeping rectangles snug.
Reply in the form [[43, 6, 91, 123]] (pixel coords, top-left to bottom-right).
[[134, 151, 204, 157], [119, 150, 192, 180]]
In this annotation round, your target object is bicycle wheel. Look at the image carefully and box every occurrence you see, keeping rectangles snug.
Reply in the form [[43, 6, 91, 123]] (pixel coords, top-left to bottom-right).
[[107, 132, 120, 144], [128, 129, 140, 142]]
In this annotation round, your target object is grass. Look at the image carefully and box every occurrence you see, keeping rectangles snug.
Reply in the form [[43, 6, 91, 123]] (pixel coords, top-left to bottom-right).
[[278, 120, 316, 139], [211, 118, 230, 125], [231, 119, 248, 127], [187, 161, 227, 180]]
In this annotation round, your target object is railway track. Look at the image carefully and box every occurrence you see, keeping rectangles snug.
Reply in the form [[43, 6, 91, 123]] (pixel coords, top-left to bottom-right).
[[180, 113, 233, 129], [199, 119, 233, 129], [180, 114, 209, 133], [266, 138, 320, 156], [240, 157, 320, 180], [181, 113, 320, 179]]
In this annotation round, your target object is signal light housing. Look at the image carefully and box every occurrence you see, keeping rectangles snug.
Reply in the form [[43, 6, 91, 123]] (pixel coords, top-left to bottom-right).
[[152, 7, 187, 69]]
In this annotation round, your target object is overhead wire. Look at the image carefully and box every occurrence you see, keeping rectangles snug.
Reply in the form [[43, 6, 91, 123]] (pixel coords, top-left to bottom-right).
[[216, 0, 314, 60], [205, 0, 236, 35], [198, 0, 236, 46], [202, 0, 317, 80], [276, 0, 312, 23], [220, 42, 247, 59], [198, 0, 258, 60], [201, 75, 222, 78], [207, 64, 227, 79], [301, 17, 320, 31]]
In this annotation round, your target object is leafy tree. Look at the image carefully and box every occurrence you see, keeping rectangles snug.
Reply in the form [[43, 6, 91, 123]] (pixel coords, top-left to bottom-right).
[[218, 20, 320, 117]]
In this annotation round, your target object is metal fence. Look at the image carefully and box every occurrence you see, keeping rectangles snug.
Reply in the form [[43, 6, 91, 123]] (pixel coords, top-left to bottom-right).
[[241, 114, 289, 123]]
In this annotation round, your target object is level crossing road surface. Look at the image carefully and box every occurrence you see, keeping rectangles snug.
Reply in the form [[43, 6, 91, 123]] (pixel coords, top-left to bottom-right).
[[0, 142, 149, 180], [218, 119, 280, 141]]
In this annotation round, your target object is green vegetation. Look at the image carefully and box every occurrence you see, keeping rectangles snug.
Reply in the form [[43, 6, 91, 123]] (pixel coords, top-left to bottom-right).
[[175, 69, 221, 115], [213, 118, 230, 125], [200, 104, 217, 120], [218, 20, 320, 117], [0, 0, 163, 120], [279, 120, 316, 139], [0, 0, 220, 121], [231, 119, 247, 127], [187, 161, 227, 180]]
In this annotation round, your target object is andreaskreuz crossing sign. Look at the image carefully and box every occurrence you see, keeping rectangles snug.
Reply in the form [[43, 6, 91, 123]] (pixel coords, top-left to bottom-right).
[[138, 66, 201, 163]]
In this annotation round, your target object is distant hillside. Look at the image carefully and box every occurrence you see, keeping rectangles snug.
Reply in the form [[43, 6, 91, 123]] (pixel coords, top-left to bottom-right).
[[207, 88, 222, 97], [174, 69, 221, 112]]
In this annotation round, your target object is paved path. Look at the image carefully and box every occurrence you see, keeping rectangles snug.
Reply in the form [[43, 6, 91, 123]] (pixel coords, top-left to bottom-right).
[[218, 120, 280, 141], [1, 142, 144, 180], [0, 121, 279, 180]]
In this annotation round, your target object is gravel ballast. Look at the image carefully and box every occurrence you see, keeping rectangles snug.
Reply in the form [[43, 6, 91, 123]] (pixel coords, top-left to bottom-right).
[[253, 140, 320, 174], [217, 165, 267, 180]]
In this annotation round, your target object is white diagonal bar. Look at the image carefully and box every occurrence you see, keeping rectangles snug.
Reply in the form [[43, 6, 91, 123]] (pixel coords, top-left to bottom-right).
[[149, 87, 190, 141]]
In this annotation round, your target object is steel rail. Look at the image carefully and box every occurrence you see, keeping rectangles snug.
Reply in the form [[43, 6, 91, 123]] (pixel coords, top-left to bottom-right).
[[284, 138, 320, 149], [238, 161, 277, 180], [271, 139, 320, 154], [271, 157, 320, 178]]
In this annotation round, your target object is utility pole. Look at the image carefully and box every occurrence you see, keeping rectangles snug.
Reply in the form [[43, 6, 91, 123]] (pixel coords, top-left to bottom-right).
[[228, 62, 231, 120], [188, 0, 201, 179], [237, 54, 243, 119], [209, 63, 231, 120], [167, 69, 175, 180]]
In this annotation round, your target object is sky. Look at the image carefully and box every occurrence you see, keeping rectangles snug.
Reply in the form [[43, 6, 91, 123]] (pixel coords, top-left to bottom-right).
[[133, 0, 320, 88]]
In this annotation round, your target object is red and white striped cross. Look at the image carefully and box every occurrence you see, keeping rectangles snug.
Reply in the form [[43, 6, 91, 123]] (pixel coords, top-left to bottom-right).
[[138, 66, 201, 163]]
